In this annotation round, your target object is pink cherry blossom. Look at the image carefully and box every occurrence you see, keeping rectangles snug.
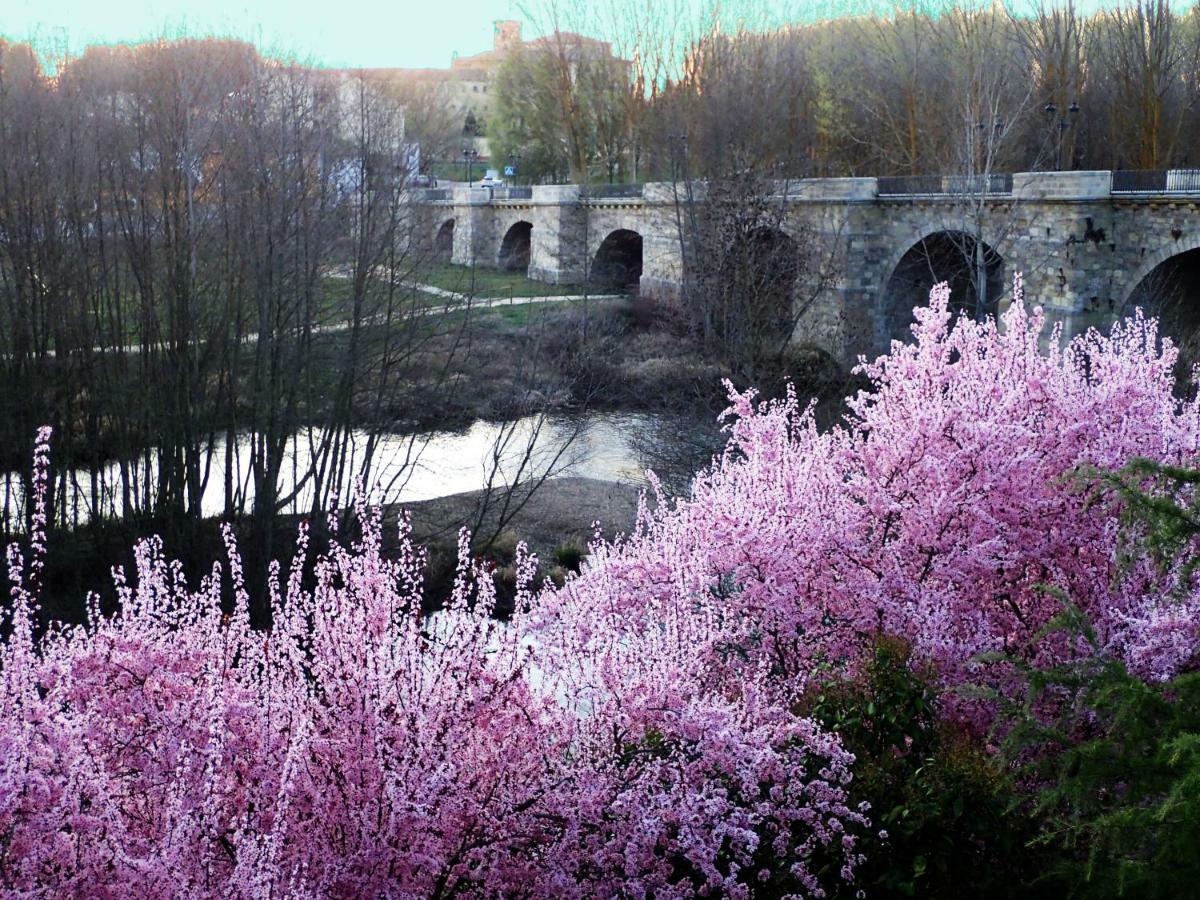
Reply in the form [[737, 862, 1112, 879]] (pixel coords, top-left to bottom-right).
[[557, 276, 1200, 713], [0, 445, 863, 896]]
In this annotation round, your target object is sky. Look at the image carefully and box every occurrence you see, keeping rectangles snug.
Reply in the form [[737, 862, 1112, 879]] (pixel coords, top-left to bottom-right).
[[1, 0, 884, 71], [2, 0, 532, 70]]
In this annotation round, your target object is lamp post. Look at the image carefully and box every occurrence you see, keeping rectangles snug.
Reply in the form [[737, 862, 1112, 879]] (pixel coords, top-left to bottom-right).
[[462, 146, 480, 183], [507, 152, 521, 186], [668, 133, 688, 182], [1044, 101, 1080, 171]]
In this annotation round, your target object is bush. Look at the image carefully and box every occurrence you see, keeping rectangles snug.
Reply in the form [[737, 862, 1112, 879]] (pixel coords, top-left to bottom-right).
[[0, 436, 866, 896], [991, 457, 1200, 898], [997, 612, 1200, 900], [552, 539, 585, 573], [560, 278, 1200, 720], [806, 636, 1053, 899]]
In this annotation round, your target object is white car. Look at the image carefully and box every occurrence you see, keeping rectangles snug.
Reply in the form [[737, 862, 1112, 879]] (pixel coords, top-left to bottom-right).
[[478, 175, 505, 187]]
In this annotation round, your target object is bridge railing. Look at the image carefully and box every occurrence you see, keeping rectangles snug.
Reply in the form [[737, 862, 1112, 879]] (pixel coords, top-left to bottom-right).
[[580, 183, 645, 199], [1111, 169, 1200, 194], [877, 174, 1013, 197], [417, 188, 451, 201]]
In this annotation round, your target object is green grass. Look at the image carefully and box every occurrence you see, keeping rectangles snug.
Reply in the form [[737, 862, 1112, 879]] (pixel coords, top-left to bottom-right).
[[282, 265, 607, 331], [408, 262, 584, 300], [312, 278, 456, 328], [482, 297, 592, 327]]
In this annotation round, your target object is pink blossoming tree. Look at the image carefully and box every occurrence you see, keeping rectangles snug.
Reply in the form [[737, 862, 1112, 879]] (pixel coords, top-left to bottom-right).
[[559, 277, 1200, 703], [0, 436, 864, 895]]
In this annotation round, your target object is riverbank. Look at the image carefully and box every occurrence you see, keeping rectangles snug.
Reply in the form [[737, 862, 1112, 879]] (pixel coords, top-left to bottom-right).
[[396, 475, 646, 558]]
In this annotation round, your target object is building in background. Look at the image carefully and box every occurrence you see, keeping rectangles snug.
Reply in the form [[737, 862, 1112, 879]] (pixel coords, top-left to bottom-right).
[[322, 20, 625, 174]]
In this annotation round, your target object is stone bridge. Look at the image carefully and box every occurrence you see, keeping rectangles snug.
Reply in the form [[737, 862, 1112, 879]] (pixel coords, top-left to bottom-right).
[[416, 170, 1200, 363]]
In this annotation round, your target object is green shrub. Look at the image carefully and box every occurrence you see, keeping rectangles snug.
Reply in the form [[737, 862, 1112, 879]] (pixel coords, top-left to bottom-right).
[[804, 636, 1051, 899], [984, 457, 1200, 898], [552, 540, 585, 573], [991, 601, 1200, 900]]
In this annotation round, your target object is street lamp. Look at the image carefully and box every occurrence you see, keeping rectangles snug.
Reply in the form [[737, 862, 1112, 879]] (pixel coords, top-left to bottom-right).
[[1044, 101, 1080, 171], [668, 132, 688, 181], [507, 152, 521, 186], [462, 146, 480, 183]]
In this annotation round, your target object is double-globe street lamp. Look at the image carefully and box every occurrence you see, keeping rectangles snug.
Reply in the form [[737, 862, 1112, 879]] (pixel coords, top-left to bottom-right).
[[462, 146, 480, 183], [1044, 101, 1081, 171]]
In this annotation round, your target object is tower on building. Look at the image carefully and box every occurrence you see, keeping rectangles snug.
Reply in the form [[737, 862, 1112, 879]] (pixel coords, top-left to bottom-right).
[[493, 20, 522, 53]]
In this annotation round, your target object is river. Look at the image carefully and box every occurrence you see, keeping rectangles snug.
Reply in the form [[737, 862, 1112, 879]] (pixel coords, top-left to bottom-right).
[[1, 411, 723, 531]]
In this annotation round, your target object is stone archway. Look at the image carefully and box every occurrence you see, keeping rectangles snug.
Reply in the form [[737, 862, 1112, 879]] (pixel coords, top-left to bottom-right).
[[498, 221, 533, 273], [435, 219, 455, 262], [719, 225, 801, 338], [878, 231, 1004, 351], [1121, 245, 1200, 381], [591, 229, 643, 292]]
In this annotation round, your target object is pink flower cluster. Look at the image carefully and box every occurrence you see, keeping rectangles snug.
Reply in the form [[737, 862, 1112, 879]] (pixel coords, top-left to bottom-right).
[[0, 453, 863, 895], [560, 277, 1200, 700]]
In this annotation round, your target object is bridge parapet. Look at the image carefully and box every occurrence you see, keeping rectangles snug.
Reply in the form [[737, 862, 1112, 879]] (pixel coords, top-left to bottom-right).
[[642, 182, 695, 203], [1011, 170, 1112, 200], [1111, 169, 1200, 195], [877, 174, 1012, 197], [784, 177, 878, 201], [532, 184, 581, 204], [580, 183, 644, 200], [420, 169, 1200, 209]]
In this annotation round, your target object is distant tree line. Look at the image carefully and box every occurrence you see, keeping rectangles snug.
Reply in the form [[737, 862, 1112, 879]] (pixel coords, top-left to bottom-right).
[[490, 0, 1200, 183]]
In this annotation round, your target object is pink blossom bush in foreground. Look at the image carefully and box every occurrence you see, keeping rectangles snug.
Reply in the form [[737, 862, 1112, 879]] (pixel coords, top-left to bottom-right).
[[0, 431, 865, 896], [551, 277, 1200, 706]]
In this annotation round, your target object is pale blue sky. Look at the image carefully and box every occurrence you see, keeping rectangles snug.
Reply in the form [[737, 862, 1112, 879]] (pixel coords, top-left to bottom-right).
[[1, 0, 885, 70], [3, 0, 529, 69]]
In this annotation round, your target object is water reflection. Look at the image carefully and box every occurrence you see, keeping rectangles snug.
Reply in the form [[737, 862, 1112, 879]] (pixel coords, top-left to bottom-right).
[[2, 413, 681, 530]]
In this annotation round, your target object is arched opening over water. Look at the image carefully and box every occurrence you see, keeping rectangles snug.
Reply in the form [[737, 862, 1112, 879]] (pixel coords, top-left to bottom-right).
[[498, 221, 533, 273], [591, 229, 644, 292], [1122, 246, 1200, 382], [719, 225, 801, 336], [435, 219, 455, 262], [880, 231, 1004, 349]]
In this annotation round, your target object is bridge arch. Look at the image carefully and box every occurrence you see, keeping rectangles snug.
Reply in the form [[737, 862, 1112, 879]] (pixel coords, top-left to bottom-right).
[[719, 225, 802, 337], [434, 218, 455, 262], [877, 230, 1004, 351], [498, 220, 533, 272], [590, 229, 643, 292], [1120, 240, 1200, 370]]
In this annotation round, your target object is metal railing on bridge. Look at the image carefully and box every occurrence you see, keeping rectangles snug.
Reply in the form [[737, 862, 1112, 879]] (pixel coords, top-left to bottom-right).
[[580, 183, 645, 199], [876, 174, 1013, 197], [419, 188, 451, 201], [1111, 169, 1200, 194]]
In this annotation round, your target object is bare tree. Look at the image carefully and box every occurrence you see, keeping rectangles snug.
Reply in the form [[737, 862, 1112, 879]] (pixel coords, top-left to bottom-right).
[[1085, 0, 1200, 169]]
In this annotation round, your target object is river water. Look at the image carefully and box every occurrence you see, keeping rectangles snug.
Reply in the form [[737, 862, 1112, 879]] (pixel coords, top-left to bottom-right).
[[2, 412, 722, 531]]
